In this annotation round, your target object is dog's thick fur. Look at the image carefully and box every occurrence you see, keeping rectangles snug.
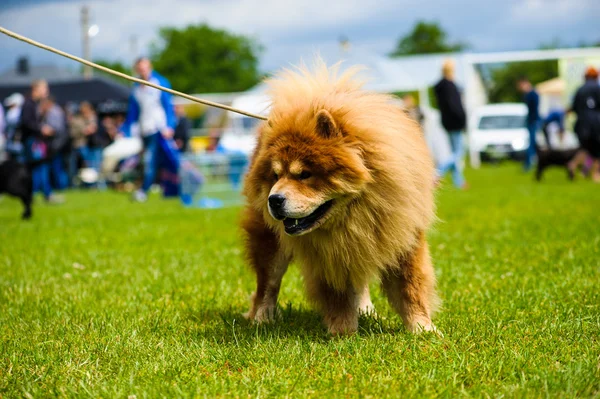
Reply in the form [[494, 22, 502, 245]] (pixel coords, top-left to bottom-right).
[[241, 62, 439, 334], [535, 148, 578, 181], [0, 159, 34, 219]]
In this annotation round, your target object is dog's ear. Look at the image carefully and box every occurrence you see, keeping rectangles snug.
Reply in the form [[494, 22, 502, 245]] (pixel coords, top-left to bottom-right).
[[315, 109, 341, 139]]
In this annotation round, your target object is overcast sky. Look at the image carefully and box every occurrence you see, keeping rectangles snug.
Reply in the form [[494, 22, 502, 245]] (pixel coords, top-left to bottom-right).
[[1, 0, 599, 74]]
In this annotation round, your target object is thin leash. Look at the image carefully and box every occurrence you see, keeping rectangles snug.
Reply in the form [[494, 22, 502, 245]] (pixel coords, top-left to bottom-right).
[[0, 26, 268, 121]]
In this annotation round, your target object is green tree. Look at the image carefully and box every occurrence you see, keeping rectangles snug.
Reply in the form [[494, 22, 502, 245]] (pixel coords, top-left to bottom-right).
[[487, 58, 558, 103], [542, 38, 600, 49], [390, 20, 467, 57], [485, 39, 600, 103], [92, 60, 133, 86], [150, 24, 262, 94]]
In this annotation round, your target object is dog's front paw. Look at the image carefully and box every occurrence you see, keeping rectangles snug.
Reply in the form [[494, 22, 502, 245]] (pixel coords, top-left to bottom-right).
[[358, 300, 376, 317], [253, 304, 278, 323], [242, 291, 280, 323], [243, 306, 276, 323], [407, 318, 443, 336], [326, 314, 359, 336], [243, 299, 278, 324]]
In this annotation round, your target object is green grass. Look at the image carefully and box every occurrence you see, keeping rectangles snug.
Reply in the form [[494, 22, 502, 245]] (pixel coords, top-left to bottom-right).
[[1, 164, 599, 398]]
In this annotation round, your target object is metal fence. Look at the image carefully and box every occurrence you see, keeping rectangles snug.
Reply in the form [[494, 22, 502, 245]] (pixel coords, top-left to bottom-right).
[[179, 152, 249, 208]]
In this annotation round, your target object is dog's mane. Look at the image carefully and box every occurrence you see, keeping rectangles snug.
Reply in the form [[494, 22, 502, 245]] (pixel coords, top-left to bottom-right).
[[255, 60, 437, 290], [266, 59, 365, 108], [265, 59, 425, 154]]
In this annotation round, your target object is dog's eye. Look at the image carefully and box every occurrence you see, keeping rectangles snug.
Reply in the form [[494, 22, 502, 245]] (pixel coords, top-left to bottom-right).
[[273, 172, 279, 180], [299, 171, 312, 180]]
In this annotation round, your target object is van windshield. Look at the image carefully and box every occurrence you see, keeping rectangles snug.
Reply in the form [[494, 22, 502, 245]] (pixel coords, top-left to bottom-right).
[[478, 115, 526, 130]]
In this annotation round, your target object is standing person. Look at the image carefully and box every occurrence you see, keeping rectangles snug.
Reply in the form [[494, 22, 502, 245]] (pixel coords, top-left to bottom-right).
[[517, 76, 540, 171], [0, 102, 5, 162], [40, 96, 69, 191], [87, 113, 116, 189], [120, 57, 176, 202], [0, 102, 5, 139], [568, 67, 600, 182], [173, 104, 190, 153], [20, 79, 59, 202], [433, 59, 467, 189], [541, 109, 565, 149], [69, 101, 97, 184], [3, 93, 25, 160]]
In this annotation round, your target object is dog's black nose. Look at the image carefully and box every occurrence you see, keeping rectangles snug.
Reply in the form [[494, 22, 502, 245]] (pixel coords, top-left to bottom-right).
[[268, 194, 286, 212]]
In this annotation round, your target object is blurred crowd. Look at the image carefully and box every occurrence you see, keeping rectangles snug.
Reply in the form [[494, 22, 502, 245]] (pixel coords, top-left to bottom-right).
[[2, 56, 599, 207], [0, 57, 192, 203]]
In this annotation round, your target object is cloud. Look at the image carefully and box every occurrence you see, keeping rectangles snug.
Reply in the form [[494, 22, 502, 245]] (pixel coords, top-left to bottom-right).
[[0, 0, 598, 76], [0, 0, 401, 69], [510, 0, 599, 22]]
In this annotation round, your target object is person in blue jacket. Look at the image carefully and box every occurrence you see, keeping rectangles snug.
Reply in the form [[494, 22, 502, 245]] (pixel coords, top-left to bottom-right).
[[120, 57, 176, 202], [517, 76, 540, 171], [541, 109, 565, 149]]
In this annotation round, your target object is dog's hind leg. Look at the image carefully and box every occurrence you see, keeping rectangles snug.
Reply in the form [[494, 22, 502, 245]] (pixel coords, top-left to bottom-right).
[[20, 170, 34, 219], [381, 232, 439, 334], [21, 195, 32, 219], [357, 284, 375, 315], [21, 179, 33, 220], [241, 208, 291, 323], [536, 163, 543, 181], [566, 165, 575, 181]]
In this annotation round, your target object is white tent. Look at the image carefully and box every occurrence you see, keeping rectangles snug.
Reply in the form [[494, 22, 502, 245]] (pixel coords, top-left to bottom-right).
[[224, 46, 600, 164]]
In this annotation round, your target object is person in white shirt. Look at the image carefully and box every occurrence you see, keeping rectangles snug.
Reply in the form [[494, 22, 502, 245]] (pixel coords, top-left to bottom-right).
[[3, 93, 24, 159], [120, 57, 176, 202]]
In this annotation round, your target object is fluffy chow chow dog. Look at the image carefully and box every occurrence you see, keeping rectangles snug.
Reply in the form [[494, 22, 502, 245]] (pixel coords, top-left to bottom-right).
[[241, 61, 439, 335]]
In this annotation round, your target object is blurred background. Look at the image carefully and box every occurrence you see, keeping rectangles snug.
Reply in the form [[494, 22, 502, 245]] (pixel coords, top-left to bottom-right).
[[0, 0, 599, 206]]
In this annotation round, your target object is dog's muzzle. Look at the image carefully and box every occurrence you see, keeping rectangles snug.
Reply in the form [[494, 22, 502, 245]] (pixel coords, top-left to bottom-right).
[[268, 194, 287, 220]]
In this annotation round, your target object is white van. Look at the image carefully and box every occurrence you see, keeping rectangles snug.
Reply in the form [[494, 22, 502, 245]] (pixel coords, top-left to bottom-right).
[[468, 103, 530, 163]]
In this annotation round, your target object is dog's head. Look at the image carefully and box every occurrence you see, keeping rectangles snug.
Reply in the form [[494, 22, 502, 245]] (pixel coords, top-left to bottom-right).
[[248, 109, 373, 236]]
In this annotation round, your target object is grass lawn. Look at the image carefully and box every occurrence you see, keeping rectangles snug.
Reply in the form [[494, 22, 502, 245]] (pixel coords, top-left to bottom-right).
[[1, 164, 599, 398]]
